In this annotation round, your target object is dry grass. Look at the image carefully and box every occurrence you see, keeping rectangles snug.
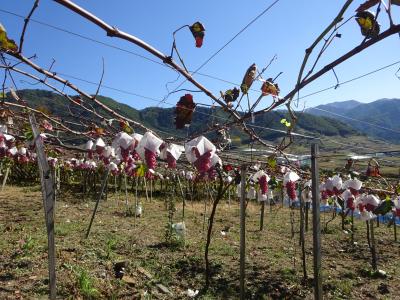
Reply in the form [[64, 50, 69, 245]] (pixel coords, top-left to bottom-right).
[[0, 185, 399, 299]]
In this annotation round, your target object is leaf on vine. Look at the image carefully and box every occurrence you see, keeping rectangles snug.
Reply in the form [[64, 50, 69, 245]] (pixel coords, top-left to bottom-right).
[[261, 79, 280, 97], [0, 23, 18, 52], [95, 127, 104, 135], [280, 118, 291, 127], [37, 106, 51, 116], [267, 156, 277, 168], [119, 120, 133, 134], [24, 128, 34, 141], [396, 185, 400, 195], [175, 94, 196, 129], [136, 164, 147, 177], [189, 22, 205, 48], [355, 10, 380, 38], [241, 63, 257, 94]]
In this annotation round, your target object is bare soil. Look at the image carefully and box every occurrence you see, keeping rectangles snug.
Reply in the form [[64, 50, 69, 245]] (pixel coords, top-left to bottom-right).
[[0, 185, 399, 299]]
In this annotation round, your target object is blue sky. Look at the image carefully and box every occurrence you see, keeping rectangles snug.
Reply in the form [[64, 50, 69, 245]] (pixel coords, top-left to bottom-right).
[[1, 0, 399, 110]]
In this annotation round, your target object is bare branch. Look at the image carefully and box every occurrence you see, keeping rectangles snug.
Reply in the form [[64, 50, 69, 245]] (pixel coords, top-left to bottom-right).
[[93, 57, 105, 100], [51, 0, 272, 148], [5, 52, 154, 133], [295, 0, 354, 97], [19, 0, 40, 54]]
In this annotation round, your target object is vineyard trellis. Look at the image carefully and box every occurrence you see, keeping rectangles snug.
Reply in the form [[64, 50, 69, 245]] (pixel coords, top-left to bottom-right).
[[1, 0, 400, 299]]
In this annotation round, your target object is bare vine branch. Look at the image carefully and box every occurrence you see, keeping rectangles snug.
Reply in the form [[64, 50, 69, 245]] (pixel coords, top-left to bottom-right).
[[19, 0, 40, 54]]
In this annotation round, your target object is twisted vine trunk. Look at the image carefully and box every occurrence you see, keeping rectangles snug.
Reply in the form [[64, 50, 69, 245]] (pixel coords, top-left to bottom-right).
[[205, 168, 231, 288]]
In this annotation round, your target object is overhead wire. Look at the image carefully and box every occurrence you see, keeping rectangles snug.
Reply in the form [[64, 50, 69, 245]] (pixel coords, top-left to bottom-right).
[[305, 106, 400, 134], [188, 0, 281, 76], [297, 60, 400, 101], [5, 52, 400, 153], [156, 0, 282, 105], [0, 8, 273, 94], [3, 6, 400, 159], [2, 8, 399, 110], [5, 55, 400, 146]]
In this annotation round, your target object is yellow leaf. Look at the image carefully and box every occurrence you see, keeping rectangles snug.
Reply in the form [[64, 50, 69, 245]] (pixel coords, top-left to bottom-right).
[[0, 23, 18, 52], [136, 164, 147, 177]]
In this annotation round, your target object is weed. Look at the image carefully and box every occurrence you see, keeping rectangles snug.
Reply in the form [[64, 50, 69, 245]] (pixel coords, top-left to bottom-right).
[[17, 235, 35, 256], [105, 236, 118, 259], [77, 268, 99, 299]]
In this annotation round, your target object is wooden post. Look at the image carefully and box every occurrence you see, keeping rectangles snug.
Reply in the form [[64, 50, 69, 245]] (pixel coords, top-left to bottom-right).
[[53, 167, 58, 206], [305, 202, 309, 232], [240, 165, 247, 300], [299, 192, 307, 281], [260, 200, 265, 231], [29, 114, 56, 300], [124, 174, 128, 207], [1, 166, 10, 192], [85, 169, 110, 238], [394, 216, 397, 242], [351, 210, 354, 244], [311, 144, 322, 300], [203, 184, 210, 233], [150, 178, 153, 202], [370, 220, 378, 271], [134, 176, 139, 227], [143, 177, 149, 202], [177, 175, 186, 220]]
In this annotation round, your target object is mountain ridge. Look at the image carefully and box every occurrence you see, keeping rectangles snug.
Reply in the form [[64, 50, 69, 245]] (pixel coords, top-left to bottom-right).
[[6, 89, 363, 146], [306, 98, 400, 143]]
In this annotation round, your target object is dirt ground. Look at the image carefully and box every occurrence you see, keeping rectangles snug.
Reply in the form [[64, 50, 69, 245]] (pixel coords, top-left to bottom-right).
[[0, 185, 399, 299]]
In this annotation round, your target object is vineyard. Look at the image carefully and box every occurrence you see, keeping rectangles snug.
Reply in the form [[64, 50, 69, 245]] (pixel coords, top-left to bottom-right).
[[1, 0, 400, 299]]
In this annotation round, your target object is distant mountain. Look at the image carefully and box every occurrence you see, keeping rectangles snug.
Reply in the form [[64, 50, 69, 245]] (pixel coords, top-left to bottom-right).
[[305, 100, 361, 117], [307, 98, 400, 143], [6, 89, 361, 146]]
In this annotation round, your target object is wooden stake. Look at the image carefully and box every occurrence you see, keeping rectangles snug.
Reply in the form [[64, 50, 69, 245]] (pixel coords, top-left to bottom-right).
[[311, 143, 322, 300], [177, 175, 186, 220], [228, 187, 231, 207], [1, 166, 10, 192], [300, 195, 307, 281], [370, 219, 378, 271], [260, 200, 265, 231], [351, 210, 354, 245], [29, 114, 56, 300], [86, 169, 110, 238], [240, 165, 247, 300], [143, 177, 149, 202], [134, 176, 139, 227], [305, 202, 309, 232], [124, 174, 128, 207], [150, 178, 153, 202]]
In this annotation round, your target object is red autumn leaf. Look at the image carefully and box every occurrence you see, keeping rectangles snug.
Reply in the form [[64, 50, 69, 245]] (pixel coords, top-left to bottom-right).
[[175, 94, 196, 129], [73, 96, 82, 105], [95, 127, 104, 135], [223, 164, 233, 172], [189, 22, 205, 48], [261, 79, 280, 96]]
